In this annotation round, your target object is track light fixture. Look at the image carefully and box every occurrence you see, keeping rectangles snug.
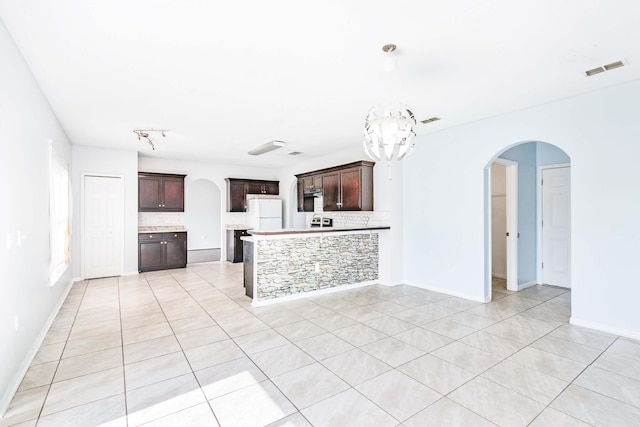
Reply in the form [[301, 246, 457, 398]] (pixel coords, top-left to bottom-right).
[[133, 129, 169, 151]]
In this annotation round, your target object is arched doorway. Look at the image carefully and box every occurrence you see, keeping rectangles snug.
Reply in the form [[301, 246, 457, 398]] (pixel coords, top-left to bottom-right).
[[288, 178, 306, 229], [185, 179, 222, 262], [484, 141, 571, 301]]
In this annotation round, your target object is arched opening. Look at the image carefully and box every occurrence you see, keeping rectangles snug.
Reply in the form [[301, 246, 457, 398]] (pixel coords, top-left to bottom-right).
[[484, 141, 571, 301], [185, 178, 222, 262], [288, 178, 306, 229]]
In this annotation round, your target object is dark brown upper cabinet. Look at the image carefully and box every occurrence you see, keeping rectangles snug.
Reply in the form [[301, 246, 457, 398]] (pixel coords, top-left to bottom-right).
[[225, 178, 280, 212], [295, 161, 374, 212], [139, 172, 186, 212]]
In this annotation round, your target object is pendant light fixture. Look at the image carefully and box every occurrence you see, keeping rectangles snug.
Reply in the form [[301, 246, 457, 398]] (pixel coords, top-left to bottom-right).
[[363, 44, 417, 162]]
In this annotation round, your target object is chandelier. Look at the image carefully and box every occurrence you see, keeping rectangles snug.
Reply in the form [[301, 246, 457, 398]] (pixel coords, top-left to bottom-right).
[[363, 44, 417, 162]]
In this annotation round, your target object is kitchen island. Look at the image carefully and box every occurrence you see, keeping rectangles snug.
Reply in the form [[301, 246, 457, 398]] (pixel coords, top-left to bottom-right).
[[242, 226, 389, 305]]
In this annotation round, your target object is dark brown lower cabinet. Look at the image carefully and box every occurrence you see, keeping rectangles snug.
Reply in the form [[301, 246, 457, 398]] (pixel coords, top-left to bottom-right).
[[243, 239, 254, 298], [139, 232, 187, 272], [226, 229, 250, 263]]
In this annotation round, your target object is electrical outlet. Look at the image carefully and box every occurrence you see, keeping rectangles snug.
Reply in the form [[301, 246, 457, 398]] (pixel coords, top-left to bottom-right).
[[315, 262, 320, 273]]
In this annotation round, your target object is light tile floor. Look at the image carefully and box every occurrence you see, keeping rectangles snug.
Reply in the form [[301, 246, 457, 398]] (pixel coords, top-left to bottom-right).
[[2, 267, 640, 426]]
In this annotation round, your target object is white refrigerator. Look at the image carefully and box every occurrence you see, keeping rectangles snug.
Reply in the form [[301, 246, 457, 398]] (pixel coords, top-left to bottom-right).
[[246, 197, 283, 230]]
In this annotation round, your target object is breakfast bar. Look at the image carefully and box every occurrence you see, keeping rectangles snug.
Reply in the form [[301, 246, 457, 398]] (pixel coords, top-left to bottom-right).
[[242, 226, 390, 305]]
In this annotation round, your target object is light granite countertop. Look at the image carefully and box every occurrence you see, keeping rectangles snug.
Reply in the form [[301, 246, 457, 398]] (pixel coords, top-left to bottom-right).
[[225, 224, 251, 230], [138, 226, 187, 232]]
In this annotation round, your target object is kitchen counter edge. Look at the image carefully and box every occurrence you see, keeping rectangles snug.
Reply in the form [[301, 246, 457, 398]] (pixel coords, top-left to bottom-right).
[[247, 226, 390, 236], [139, 227, 187, 232]]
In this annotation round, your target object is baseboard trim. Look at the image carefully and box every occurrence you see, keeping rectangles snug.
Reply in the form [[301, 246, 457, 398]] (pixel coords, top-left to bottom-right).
[[518, 281, 538, 291], [492, 273, 507, 280], [570, 317, 640, 341], [0, 278, 76, 417], [378, 280, 405, 287], [404, 280, 487, 303], [252, 280, 378, 307], [121, 270, 140, 277]]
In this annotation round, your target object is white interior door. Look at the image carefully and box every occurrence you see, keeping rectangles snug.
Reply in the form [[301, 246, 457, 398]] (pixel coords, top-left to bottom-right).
[[541, 167, 571, 288], [492, 159, 518, 291], [83, 175, 123, 279], [491, 164, 507, 279]]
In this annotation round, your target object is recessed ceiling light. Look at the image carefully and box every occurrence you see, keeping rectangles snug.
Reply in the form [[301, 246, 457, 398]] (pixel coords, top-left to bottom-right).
[[248, 140, 285, 156], [420, 117, 441, 124]]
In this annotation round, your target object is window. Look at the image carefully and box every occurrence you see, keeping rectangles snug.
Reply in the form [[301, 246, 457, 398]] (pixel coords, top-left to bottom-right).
[[49, 142, 70, 285]]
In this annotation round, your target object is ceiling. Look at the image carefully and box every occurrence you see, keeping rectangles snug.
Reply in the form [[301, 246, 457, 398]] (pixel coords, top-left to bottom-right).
[[2, 0, 639, 168]]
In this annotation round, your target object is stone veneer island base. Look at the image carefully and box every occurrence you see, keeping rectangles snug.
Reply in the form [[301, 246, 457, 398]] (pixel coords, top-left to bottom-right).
[[242, 227, 390, 305]]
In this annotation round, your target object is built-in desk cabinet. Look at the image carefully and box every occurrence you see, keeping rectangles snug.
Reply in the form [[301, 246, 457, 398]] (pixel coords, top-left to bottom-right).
[[296, 161, 374, 212], [138, 172, 186, 212], [139, 232, 187, 272]]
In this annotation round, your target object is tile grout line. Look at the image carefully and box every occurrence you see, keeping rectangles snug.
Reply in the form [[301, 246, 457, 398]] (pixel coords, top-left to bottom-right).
[[118, 275, 129, 427], [33, 280, 89, 424]]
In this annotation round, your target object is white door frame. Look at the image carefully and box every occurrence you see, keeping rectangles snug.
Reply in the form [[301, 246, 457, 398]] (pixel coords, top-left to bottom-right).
[[493, 158, 518, 291], [536, 163, 571, 285], [81, 173, 125, 279]]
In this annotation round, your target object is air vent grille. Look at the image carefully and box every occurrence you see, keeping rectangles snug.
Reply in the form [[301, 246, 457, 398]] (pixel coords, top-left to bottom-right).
[[585, 67, 605, 77], [604, 61, 625, 71], [420, 117, 441, 124], [586, 60, 625, 77]]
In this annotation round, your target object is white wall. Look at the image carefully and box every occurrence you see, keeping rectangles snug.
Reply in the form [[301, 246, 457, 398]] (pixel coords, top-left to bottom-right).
[[71, 146, 139, 276], [0, 20, 74, 414], [185, 179, 221, 250], [403, 79, 640, 339]]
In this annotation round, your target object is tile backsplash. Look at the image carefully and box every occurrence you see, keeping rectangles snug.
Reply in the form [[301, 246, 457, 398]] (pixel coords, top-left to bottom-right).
[[139, 211, 388, 229], [304, 211, 390, 227], [139, 212, 185, 227]]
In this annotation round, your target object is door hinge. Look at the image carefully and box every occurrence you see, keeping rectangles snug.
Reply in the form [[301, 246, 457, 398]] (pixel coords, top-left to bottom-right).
[[542, 262, 544, 269]]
